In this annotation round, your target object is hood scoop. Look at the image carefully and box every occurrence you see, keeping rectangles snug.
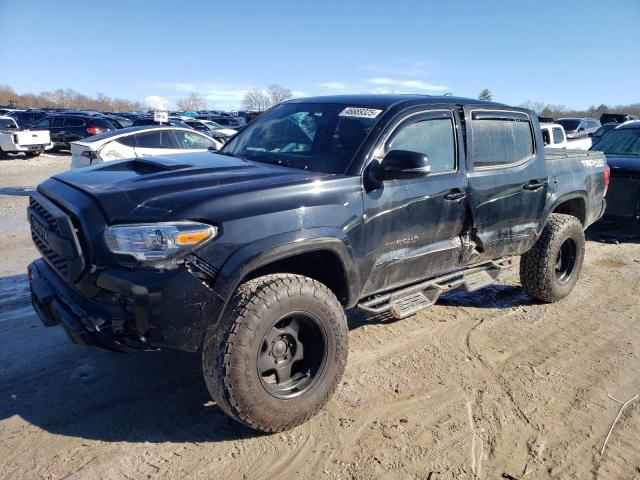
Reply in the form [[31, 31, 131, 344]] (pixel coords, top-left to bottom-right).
[[100, 157, 193, 174]]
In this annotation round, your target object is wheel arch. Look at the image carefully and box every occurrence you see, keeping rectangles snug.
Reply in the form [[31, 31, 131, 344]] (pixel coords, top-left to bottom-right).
[[545, 192, 588, 226], [210, 233, 360, 327]]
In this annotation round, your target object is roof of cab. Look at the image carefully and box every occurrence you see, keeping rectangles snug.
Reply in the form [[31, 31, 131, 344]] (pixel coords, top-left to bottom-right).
[[286, 94, 505, 109]]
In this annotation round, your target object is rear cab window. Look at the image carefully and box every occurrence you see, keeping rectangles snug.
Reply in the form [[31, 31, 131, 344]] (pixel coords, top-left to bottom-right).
[[552, 128, 565, 144], [471, 111, 534, 168]]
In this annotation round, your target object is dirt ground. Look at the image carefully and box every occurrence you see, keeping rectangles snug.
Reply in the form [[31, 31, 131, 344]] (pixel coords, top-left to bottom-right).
[[0, 154, 639, 480]]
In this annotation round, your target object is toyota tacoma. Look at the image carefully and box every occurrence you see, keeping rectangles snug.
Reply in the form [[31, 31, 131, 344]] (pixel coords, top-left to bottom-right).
[[28, 95, 608, 432]]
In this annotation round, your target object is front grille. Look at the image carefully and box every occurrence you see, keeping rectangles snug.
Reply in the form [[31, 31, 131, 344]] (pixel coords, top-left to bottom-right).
[[29, 195, 85, 281], [32, 232, 69, 276], [29, 197, 71, 277], [607, 178, 640, 217]]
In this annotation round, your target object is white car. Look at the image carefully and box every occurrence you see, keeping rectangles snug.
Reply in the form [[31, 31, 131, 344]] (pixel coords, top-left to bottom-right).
[[70, 125, 223, 169], [540, 123, 568, 149], [176, 118, 238, 141], [0, 116, 53, 158]]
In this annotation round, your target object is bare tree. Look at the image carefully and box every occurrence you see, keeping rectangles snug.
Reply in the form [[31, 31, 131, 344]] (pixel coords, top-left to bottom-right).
[[519, 100, 546, 114], [267, 84, 292, 106], [176, 92, 207, 111], [243, 88, 271, 111], [0, 84, 143, 111]]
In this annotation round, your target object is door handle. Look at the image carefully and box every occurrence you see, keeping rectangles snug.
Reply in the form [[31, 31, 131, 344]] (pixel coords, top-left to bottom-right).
[[523, 181, 546, 191], [445, 191, 466, 201]]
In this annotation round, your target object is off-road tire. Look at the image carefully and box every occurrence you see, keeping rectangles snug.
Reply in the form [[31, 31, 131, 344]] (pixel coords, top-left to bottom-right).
[[202, 274, 348, 432], [520, 213, 585, 302], [24, 152, 41, 158]]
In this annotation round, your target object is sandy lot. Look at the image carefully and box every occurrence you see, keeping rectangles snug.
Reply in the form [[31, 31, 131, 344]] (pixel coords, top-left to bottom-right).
[[0, 154, 639, 480]]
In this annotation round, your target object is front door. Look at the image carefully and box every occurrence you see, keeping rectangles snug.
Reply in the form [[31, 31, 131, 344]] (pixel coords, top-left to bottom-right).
[[361, 109, 467, 295], [463, 108, 548, 260]]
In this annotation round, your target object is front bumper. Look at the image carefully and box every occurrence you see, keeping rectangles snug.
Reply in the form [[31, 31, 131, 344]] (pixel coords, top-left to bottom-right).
[[28, 258, 224, 352]]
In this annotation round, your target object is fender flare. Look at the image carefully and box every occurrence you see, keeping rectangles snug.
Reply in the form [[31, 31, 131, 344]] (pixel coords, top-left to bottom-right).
[[542, 190, 588, 226], [210, 230, 360, 323]]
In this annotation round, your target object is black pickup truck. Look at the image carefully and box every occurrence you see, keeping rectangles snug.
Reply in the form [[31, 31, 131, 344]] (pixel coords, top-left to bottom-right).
[[28, 95, 608, 432]]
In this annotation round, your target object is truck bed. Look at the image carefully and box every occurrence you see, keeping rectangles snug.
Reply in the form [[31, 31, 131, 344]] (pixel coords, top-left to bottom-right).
[[544, 148, 607, 227], [544, 148, 603, 162]]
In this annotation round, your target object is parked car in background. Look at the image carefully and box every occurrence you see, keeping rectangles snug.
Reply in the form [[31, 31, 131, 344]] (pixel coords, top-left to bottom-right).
[[177, 118, 237, 141], [600, 113, 637, 125], [0, 116, 53, 158], [69, 126, 223, 169], [556, 118, 601, 139], [100, 114, 133, 129], [131, 116, 193, 129], [540, 123, 567, 149], [589, 123, 620, 149], [8, 109, 50, 126], [30, 114, 116, 149], [590, 122, 640, 221], [196, 115, 245, 129]]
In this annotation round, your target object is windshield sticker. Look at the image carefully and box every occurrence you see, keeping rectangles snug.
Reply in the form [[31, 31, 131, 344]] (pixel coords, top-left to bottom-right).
[[339, 107, 383, 119]]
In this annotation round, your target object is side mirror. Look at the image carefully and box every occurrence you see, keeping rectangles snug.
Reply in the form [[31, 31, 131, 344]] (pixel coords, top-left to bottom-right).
[[370, 150, 431, 182], [578, 127, 585, 132], [588, 132, 593, 137]]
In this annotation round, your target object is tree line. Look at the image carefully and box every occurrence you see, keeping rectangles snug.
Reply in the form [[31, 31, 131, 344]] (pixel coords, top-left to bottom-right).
[[0, 84, 144, 112], [478, 88, 640, 118]]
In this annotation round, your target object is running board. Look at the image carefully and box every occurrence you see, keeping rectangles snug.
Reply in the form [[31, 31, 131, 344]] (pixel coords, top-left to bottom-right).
[[357, 258, 513, 319]]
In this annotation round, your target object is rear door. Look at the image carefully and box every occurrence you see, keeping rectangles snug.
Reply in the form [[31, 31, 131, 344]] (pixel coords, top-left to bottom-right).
[[464, 108, 548, 260], [361, 108, 467, 295], [132, 130, 180, 156]]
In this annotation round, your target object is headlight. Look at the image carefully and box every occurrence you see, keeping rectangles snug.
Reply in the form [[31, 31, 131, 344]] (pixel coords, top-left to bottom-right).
[[104, 222, 217, 268]]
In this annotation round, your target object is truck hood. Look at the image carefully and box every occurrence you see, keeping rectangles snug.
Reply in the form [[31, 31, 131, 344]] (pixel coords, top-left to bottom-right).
[[606, 154, 640, 179], [48, 152, 330, 222]]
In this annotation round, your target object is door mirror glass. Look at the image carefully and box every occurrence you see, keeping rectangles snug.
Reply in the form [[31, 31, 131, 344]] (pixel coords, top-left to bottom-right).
[[371, 150, 431, 181]]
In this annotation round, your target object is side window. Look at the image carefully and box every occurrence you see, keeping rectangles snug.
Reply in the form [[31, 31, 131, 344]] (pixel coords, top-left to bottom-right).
[[471, 111, 534, 168], [552, 128, 565, 144], [385, 113, 456, 173], [134, 131, 178, 149], [65, 118, 86, 127], [117, 135, 138, 147], [174, 130, 215, 149], [34, 118, 51, 127], [52, 117, 66, 127], [541, 129, 551, 146]]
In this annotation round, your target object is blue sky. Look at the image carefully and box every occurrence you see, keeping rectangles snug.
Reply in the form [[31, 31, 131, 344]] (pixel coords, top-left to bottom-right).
[[1, 0, 638, 110]]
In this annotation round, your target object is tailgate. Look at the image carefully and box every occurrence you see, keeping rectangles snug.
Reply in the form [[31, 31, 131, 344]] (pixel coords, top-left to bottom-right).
[[16, 130, 51, 146]]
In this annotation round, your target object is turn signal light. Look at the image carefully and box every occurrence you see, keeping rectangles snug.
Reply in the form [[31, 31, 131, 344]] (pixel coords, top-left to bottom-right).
[[176, 230, 212, 245]]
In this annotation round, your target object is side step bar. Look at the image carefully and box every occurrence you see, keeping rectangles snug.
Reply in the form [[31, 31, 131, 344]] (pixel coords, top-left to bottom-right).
[[357, 257, 513, 319]]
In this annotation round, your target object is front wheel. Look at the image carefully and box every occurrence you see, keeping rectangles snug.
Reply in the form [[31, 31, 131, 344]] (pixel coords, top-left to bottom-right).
[[202, 274, 348, 432], [520, 213, 585, 302]]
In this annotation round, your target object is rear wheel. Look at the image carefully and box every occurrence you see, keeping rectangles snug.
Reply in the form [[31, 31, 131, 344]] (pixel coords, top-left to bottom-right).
[[202, 274, 348, 432], [520, 213, 585, 302]]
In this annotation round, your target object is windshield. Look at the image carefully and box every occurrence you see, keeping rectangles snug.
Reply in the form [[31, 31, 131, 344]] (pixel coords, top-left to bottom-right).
[[203, 120, 224, 130], [556, 119, 581, 131], [592, 124, 615, 139], [222, 103, 383, 174], [0, 118, 16, 128], [592, 129, 640, 156]]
